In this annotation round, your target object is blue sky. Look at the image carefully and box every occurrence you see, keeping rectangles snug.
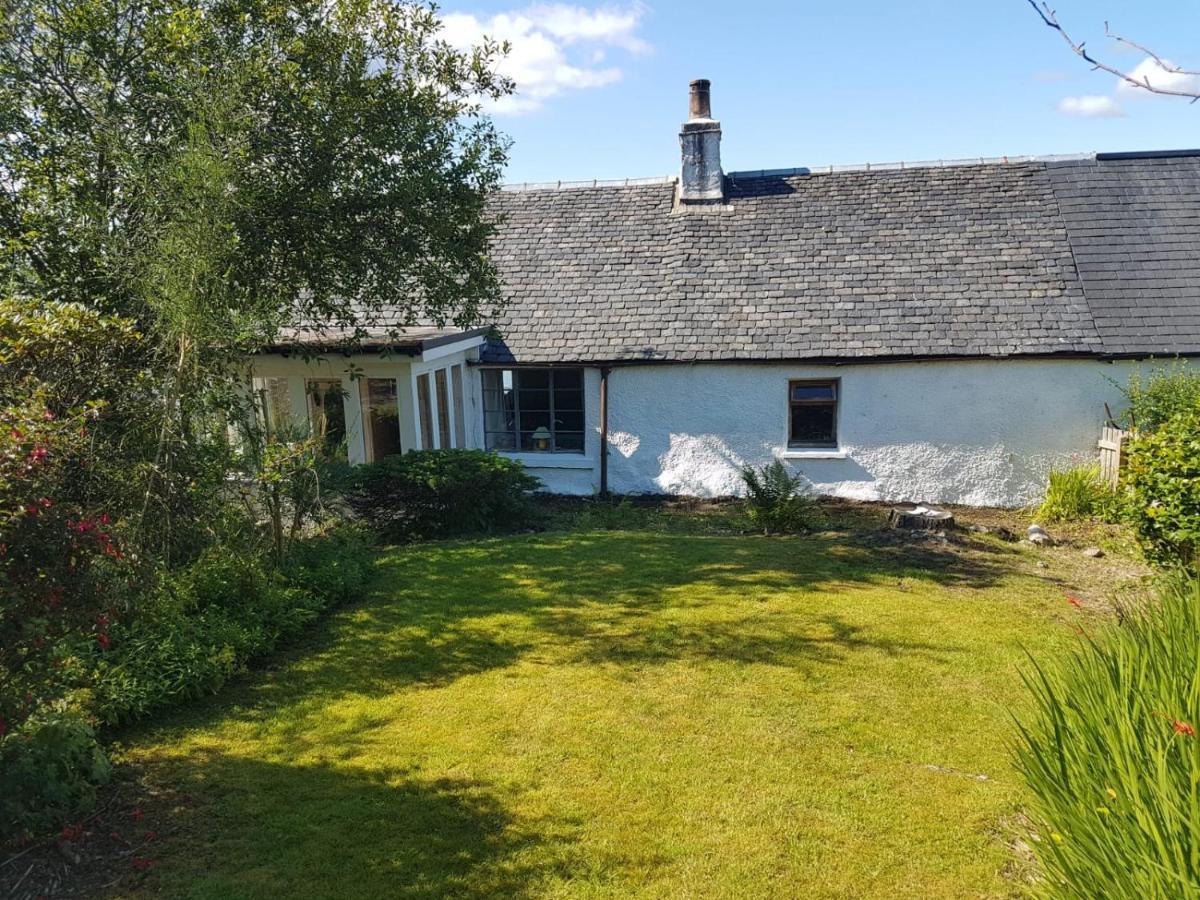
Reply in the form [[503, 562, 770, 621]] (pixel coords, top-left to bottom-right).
[[438, 0, 1200, 184]]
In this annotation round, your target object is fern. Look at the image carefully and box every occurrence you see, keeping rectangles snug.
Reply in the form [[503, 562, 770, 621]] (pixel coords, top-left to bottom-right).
[[740, 460, 820, 534]]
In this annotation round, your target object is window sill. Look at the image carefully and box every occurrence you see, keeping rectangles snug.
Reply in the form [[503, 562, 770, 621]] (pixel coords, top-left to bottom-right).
[[780, 449, 847, 460], [497, 451, 594, 469]]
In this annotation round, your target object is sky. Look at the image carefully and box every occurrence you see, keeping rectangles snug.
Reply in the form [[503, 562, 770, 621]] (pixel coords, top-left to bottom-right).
[[437, 0, 1200, 184]]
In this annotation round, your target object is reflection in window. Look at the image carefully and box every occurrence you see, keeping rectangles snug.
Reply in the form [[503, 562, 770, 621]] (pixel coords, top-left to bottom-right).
[[363, 378, 401, 461], [451, 365, 466, 449], [306, 379, 347, 451], [788, 380, 838, 448], [253, 377, 291, 434], [481, 368, 584, 452], [435, 368, 452, 449], [416, 373, 434, 449]]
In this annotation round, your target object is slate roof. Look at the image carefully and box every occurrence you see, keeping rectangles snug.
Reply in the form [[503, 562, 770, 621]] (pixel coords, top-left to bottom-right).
[[481, 152, 1200, 365]]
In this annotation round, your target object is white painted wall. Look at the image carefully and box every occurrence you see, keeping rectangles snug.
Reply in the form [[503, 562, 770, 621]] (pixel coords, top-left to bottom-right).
[[494, 358, 1162, 506]]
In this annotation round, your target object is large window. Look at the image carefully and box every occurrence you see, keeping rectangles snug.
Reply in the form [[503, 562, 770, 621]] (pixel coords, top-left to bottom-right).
[[482, 368, 584, 453], [306, 378, 347, 451], [788, 380, 838, 448], [361, 378, 401, 460]]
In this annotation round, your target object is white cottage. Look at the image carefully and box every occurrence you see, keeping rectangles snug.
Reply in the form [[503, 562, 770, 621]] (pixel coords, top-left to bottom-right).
[[252, 81, 1200, 507]]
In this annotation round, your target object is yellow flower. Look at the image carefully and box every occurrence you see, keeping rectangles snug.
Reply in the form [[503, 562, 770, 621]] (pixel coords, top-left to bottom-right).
[[1051, 832, 1064, 844], [1096, 806, 1110, 816], [1106, 787, 1117, 801]]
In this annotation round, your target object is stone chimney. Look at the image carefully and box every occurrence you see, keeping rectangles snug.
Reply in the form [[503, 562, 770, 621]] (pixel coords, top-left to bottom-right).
[[679, 79, 723, 204]]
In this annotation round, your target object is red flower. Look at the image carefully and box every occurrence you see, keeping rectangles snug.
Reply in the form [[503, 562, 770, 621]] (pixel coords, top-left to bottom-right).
[[38, 497, 52, 509], [24, 505, 38, 517], [98, 513, 110, 526], [42, 409, 54, 421], [131, 857, 153, 871], [131, 807, 145, 822], [143, 830, 158, 842], [96, 614, 110, 627], [97, 633, 110, 651], [58, 823, 84, 843], [1173, 720, 1196, 737], [28, 446, 48, 463]]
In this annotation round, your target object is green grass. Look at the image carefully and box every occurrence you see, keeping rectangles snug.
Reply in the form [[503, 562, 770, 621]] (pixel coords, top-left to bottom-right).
[[119, 528, 1082, 898]]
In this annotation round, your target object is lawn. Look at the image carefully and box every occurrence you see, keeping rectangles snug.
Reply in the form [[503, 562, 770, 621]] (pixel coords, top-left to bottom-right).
[[111, 516, 1108, 898]]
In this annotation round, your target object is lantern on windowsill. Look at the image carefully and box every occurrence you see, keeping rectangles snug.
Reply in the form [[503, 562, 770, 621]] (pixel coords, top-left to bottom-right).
[[531, 426, 552, 451]]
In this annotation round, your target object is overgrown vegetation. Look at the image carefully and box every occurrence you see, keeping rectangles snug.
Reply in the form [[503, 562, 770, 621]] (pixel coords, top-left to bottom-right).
[[0, 0, 513, 839], [740, 460, 823, 534], [1015, 575, 1200, 898], [342, 450, 541, 542], [1035, 464, 1118, 524], [1122, 363, 1200, 433], [1125, 411, 1200, 568]]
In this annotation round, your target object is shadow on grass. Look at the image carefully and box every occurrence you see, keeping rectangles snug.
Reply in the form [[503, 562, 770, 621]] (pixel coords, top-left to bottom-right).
[[135, 753, 582, 899], [140, 531, 1002, 730]]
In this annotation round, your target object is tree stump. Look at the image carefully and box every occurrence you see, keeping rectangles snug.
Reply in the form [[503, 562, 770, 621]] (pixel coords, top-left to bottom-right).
[[888, 504, 955, 531]]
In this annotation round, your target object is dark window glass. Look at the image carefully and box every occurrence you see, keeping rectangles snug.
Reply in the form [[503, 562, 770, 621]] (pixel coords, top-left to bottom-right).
[[481, 368, 585, 453], [306, 379, 347, 453], [435, 368, 452, 449], [364, 378, 401, 460], [788, 380, 838, 448]]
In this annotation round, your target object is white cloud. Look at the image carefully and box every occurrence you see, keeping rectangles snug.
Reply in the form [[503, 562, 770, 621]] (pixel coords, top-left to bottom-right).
[[441, 4, 649, 115], [1058, 95, 1126, 118], [1117, 56, 1200, 97]]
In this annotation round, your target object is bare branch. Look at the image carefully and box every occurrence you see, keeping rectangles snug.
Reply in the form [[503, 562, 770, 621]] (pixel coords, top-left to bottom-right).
[[1028, 1, 1200, 102], [1104, 21, 1200, 78]]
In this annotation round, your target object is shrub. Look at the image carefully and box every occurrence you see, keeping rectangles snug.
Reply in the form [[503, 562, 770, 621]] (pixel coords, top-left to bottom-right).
[[1122, 363, 1200, 433], [740, 460, 821, 535], [343, 449, 540, 541], [0, 706, 110, 840], [1035, 464, 1116, 524], [1014, 575, 1200, 898], [92, 524, 373, 726], [1124, 412, 1200, 567]]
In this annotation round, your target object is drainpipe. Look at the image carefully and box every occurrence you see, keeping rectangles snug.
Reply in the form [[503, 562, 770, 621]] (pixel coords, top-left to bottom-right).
[[599, 366, 611, 497]]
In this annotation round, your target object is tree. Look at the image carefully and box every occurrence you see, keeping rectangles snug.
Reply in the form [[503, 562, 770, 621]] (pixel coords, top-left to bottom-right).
[[0, 0, 513, 555], [1028, 1, 1200, 101], [1, 0, 513, 330]]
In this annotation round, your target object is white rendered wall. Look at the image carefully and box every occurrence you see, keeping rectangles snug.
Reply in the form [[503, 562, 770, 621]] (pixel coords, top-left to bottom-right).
[[600, 358, 1158, 507]]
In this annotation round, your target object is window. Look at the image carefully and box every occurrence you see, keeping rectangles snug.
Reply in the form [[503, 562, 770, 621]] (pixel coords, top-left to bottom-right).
[[416, 373, 434, 449], [788, 380, 838, 448], [306, 378, 347, 450], [253, 377, 291, 433], [451, 365, 466, 449], [435, 368, 452, 449], [482, 368, 584, 453], [362, 378, 401, 461]]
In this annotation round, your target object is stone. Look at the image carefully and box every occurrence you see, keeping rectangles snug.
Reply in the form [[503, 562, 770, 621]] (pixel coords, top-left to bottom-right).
[[1027, 524, 1054, 546], [1082, 546, 1105, 558]]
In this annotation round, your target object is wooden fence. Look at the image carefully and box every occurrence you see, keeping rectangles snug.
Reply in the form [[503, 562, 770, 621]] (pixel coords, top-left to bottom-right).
[[1097, 424, 1126, 488]]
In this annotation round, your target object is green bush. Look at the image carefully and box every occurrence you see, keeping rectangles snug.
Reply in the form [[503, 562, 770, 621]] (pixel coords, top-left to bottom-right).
[[92, 524, 374, 726], [1124, 412, 1200, 568], [1015, 575, 1200, 898], [343, 449, 540, 541], [1036, 464, 1117, 524], [1123, 363, 1200, 433], [0, 706, 110, 840], [740, 460, 822, 535]]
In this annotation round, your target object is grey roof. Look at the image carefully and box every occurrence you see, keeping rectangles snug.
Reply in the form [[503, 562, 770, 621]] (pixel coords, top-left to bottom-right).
[[271, 324, 488, 354], [481, 153, 1200, 364]]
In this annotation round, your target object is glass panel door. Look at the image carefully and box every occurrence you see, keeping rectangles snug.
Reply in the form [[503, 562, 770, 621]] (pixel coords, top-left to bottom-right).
[[435, 368, 452, 449], [306, 379, 347, 452]]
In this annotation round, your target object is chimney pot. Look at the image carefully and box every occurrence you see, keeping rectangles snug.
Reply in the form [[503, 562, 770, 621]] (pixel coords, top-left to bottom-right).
[[689, 79, 711, 119], [679, 79, 723, 204]]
